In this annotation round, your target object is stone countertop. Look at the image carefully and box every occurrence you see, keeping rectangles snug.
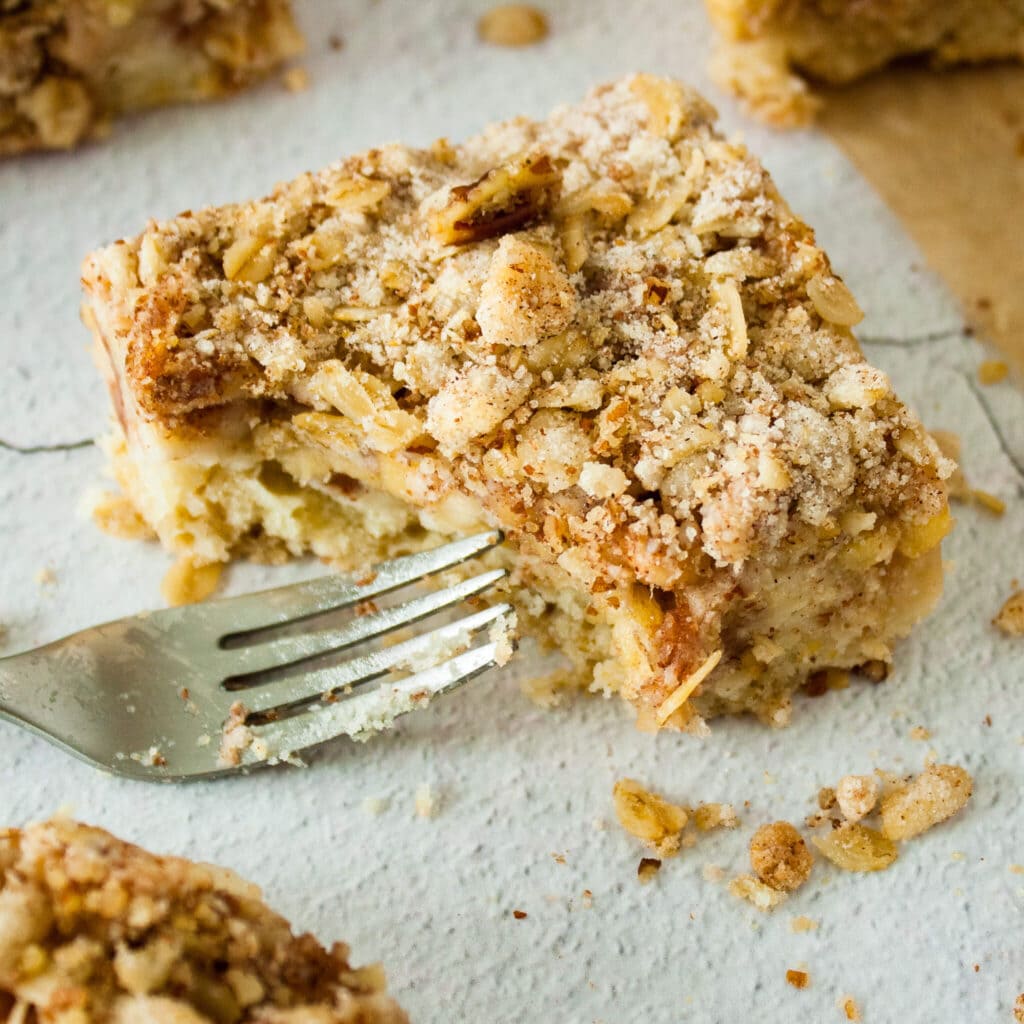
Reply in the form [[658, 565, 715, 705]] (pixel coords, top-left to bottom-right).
[[1, 2, 1022, 1021]]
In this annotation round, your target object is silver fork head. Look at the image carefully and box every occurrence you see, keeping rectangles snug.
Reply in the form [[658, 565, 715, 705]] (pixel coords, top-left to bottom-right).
[[0, 531, 514, 782]]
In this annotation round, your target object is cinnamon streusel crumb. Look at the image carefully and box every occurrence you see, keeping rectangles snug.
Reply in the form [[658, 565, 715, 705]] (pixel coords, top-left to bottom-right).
[[0, 817, 407, 1023]]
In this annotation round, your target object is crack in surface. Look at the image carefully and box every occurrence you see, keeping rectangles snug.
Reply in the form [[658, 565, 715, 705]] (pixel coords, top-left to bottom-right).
[[963, 374, 1024, 491], [0, 438, 93, 456], [858, 327, 961, 349]]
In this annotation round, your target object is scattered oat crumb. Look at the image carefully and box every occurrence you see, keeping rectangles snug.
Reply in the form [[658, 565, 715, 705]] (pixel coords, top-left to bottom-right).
[[362, 796, 389, 816], [728, 873, 788, 912], [552, 853, 566, 865], [612, 778, 688, 857], [162, 557, 222, 606], [994, 589, 1024, 636], [91, 491, 156, 540], [835, 775, 879, 823], [283, 67, 309, 93], [749, 822, 813, 892], [790, 915, 817, 933], [702, 863, 726, 883], [511, 909, 527, 920], [637, 857, 662, 884], [1009, 864, 1024, 875], [880, 763, 973, 841], [812, 822, 897, 872], [520, 670, 571, 708], [1014, 993, 1024, 1023], [950, 851, 966, 862], [581, 889, 593, 908], [414, 783, 438, 819], [817, 786, 837, 810], [693, 802, 739, 831], [972, 488, 1006, 516], [35, 567, 56, 585], [841, 996, 862, 1021], [477, 4, 549, 47], [909, 725, 932, 741], [785, 969, 809, 990], [977, 360, 1009, 385]]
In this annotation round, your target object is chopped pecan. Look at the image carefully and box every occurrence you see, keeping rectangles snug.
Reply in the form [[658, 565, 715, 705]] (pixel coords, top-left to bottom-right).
[[428, 152, 561, 245]]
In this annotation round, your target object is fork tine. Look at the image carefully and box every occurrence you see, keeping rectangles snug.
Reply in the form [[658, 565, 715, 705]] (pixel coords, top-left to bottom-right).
[[222, 569, 507, 680], [238, 603, 513, 716], [204, 530, 504, 636], [240, 633, 508, 765]]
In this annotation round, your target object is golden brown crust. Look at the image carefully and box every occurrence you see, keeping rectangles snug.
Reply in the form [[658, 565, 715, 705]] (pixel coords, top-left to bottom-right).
[[83, 75, 952, 727], [0, 0, 303, 155], [0, 817, 407, 1024]]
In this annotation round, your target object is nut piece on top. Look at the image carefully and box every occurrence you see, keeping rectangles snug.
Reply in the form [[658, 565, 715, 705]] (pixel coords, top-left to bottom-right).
[[83, 74, 952, 733], [0, 817, 407, 1024]]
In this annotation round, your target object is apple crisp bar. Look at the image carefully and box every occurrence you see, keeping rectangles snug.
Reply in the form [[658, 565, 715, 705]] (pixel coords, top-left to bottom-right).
[[0, 0, 303, 155], [83, 74, 952, 733], [0, 817, 407, 1023], [705, 0, 1024, 125]]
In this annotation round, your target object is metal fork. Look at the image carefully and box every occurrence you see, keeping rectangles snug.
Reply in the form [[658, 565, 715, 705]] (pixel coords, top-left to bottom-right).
[[0, 531, 513, 782]]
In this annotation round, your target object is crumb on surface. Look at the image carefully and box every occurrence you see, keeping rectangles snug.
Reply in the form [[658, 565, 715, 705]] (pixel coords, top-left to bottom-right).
[[995, 589, 1024, 636], [971, 489, 1006, 516], [693, 802, 739, 831], [977, 360, 1009, 385], [161, 557, 222, 606], [835, 774, 878, 822], [362, 796, 389, 816], [520, 671, 573, 708], [35, 567, 57, 585], [790, 915, 817, 933], [637, 857, 662, 884], [812, 822, 897, 872], [841, 996, 862, 1021], [477, 4, 549, 47], [785, 969, 809, 990], [909, 725, 932, 741], [749, 821, 813, 892], [702, 863, 726, 883], [414, 783, 438, 819], [612, 778, 688, 857], [879, 763, 973, 840], [728, 873, 788, 912], [511, 909, 528, 920]]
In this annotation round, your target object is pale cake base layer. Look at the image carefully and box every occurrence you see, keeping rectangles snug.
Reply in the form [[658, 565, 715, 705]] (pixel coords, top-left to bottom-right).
[[0, 0, 303, 155], [103, 415, 944, 729], [706, 0, 1024, 126]]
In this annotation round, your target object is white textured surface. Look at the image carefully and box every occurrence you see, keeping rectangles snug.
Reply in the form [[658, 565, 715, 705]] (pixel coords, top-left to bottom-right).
[[2, 2, 1023, 1021]]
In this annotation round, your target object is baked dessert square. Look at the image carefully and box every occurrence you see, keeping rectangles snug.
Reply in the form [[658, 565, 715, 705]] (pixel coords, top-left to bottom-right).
[[0, 0, 303, 155], [83, 74, 952, 733], [0, 816, 407, 1023], [705, 0, 1024, 125]]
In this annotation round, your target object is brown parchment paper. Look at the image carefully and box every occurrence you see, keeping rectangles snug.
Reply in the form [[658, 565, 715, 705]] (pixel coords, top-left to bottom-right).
[[819, 64, 1024, 373]]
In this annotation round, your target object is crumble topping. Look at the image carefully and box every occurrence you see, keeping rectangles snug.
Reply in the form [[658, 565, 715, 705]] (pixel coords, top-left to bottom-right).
[[84, 74, 952, 726], [0, 818, 407, 1024]]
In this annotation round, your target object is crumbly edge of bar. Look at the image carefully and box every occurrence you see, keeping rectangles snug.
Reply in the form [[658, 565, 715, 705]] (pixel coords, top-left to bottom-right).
[[705, 0, 1024, 125], [0, 817, 407, 1024], [83, 73, 952, 724], [0, 0, 303, 155]]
